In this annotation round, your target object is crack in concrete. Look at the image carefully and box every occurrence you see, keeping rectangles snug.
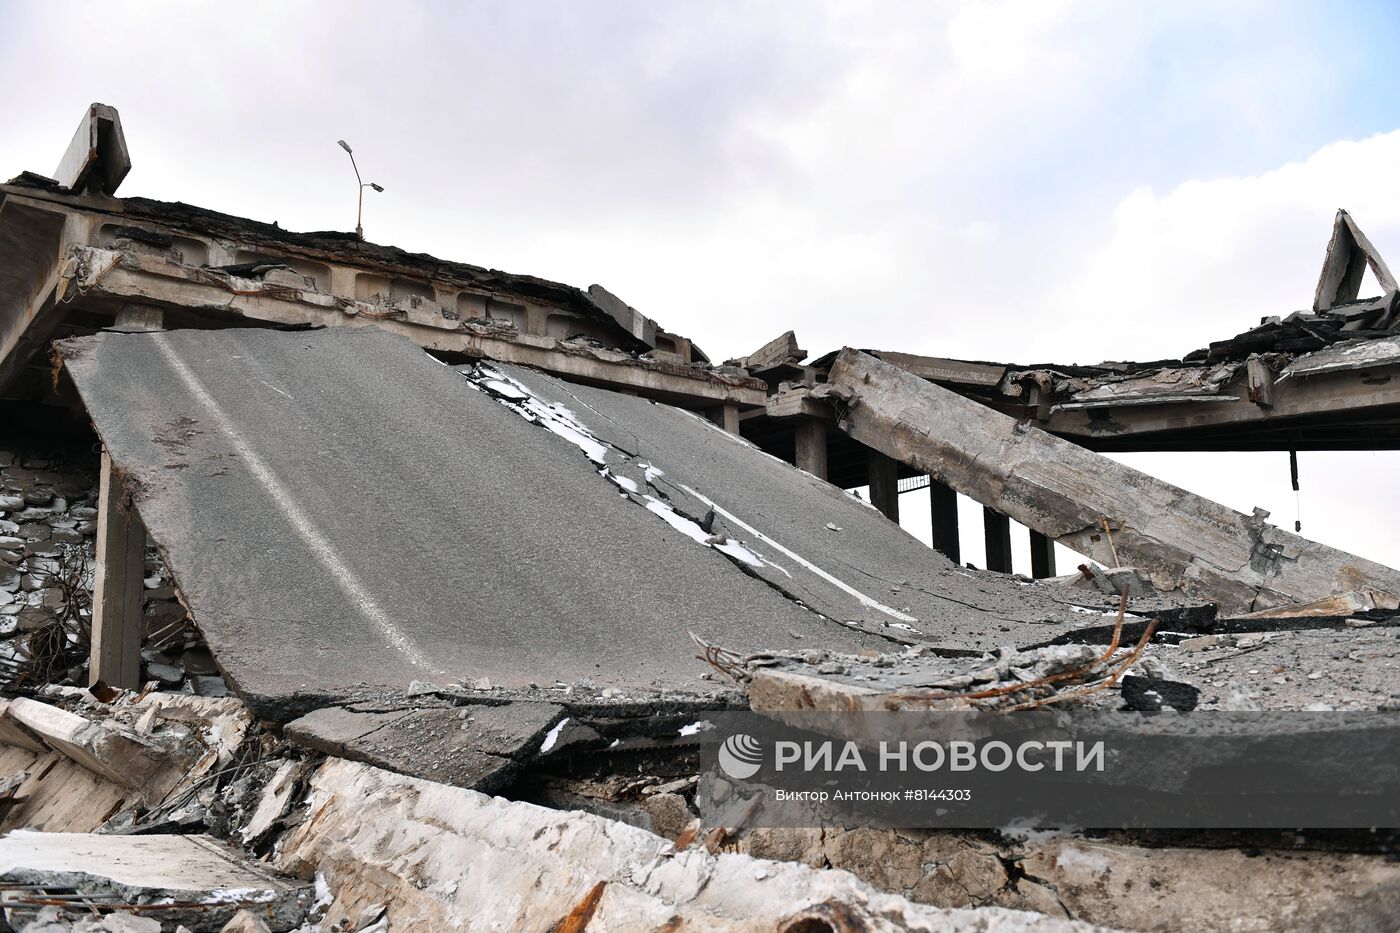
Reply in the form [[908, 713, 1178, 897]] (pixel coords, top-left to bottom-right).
[[458, 362, 915, 647]]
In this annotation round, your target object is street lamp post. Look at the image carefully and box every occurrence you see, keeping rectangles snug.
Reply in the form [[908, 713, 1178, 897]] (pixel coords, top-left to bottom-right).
[[337, 139, 383, 240]]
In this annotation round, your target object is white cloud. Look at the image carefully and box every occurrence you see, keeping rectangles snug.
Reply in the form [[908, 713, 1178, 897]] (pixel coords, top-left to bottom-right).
[[946, 0, 1086, 81], [1047, 131, 1400, 364]]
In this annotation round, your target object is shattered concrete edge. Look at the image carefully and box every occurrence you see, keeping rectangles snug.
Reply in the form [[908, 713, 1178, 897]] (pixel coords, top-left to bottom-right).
[[0, 830, 312, 931]]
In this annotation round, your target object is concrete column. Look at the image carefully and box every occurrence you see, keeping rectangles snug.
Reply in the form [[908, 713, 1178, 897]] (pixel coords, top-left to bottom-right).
[[867, 450, 899, 522], [929, 478, 960, 563], [720, 403, 741, 435], [90, 450, 146, 689], [112, 304, 164, 332], [794, 418, 828, 480], [673, 336, 694, 364], [524, 303, 550, 336], [1029, 530, 1057, 579], [982, 507, 1012, 573], [328, 265, 357, 299]]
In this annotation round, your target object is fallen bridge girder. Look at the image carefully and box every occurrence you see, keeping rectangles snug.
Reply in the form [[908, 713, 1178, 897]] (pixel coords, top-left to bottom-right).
[[826, 348, 1400, 614]]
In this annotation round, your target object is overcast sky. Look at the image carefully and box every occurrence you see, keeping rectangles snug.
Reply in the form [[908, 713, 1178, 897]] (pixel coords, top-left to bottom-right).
[[4, 0, 1400, 572]]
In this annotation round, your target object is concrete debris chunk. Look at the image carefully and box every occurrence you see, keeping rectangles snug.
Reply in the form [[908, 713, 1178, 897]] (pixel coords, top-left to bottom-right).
[[217, 910, 271, 933], [1314, 209, 1398, 311], [275, 758, 1100, 932], [725, 329, 806, 372], [4, 697, 172, 794], [1079, 565, 1156, 599], [238, 759, 307, 844], [285, 700, 564, 793]]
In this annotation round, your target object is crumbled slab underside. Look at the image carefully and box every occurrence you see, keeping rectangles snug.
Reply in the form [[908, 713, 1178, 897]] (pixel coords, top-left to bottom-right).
[[0, 830, 310, 930], [276, 757, 1103, 932], [827, 349, 1400, 614], [58, 328, 893, 720], [463, 362, 1154, 651]]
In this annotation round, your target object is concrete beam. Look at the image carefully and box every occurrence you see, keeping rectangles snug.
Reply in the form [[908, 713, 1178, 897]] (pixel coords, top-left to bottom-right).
[[826, 348, 1400, 613], [728, 330, 805, 370], [585, 283, 657, 348], [60, 246, 767, 409], [90, 449, 146, 690], [54, 103, 131, 196], [867, 350, 1006, 388], [1042, 363, 1400, 448], [5, 697, 165, 789]]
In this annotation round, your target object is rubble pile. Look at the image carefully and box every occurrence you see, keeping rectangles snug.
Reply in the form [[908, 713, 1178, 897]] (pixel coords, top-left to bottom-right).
[[0, 687, 1113, 933], [0, 446, 95, 687], [0, 442, 220, 698]]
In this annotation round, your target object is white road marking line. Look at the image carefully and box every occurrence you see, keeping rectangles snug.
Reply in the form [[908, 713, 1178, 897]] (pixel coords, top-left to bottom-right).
[[152, 334, 437, 671], [679, 484, 922, 626]]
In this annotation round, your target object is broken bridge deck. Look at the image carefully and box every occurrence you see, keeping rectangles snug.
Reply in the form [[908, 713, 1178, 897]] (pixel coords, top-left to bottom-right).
[[59, 327, 883, 718], [60, 328, 1148, 719]]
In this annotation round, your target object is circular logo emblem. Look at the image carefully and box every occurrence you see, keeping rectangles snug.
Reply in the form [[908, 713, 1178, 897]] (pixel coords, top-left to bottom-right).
[[717, 733, 763, 779]]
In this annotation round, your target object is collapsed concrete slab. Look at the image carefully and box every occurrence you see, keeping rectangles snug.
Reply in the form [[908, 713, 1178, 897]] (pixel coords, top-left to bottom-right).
[[826, 349, 1400, 614], [58, 327, 897, 719]]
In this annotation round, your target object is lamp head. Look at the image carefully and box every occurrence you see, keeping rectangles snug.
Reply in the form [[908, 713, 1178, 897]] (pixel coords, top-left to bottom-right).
[[337, 139, 353, 154]]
